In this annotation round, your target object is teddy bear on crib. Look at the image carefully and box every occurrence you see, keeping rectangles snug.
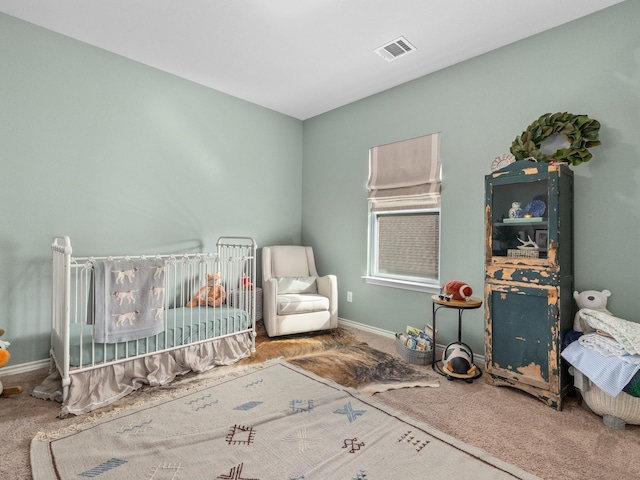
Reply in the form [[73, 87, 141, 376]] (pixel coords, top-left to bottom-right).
[[186, 272, 227, 308], [0, 328, 24, 397]]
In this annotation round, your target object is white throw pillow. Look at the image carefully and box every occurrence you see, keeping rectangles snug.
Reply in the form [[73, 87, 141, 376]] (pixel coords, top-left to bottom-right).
[[276, 276, 318, 294]]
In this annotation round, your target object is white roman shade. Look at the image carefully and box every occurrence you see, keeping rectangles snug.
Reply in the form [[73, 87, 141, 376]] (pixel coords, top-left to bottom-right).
[[367, 133, 441, 211]]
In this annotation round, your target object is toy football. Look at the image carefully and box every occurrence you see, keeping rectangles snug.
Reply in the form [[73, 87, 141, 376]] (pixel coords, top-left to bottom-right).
[[439, 280, 473, 302]]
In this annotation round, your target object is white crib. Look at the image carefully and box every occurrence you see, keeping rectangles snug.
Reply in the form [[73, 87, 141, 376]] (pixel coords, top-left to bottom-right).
[[35, 235, 257, 417]]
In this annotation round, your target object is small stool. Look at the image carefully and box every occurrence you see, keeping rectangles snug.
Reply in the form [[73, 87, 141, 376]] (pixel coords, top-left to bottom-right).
[[431, 295, 483, 382]]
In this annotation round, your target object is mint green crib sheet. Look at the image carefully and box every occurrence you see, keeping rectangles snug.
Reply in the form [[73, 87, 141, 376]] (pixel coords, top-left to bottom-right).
[[68, 306, 251, 367]]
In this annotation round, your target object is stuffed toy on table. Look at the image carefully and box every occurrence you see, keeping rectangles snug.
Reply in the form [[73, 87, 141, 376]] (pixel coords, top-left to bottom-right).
[[439, 280, 473, 302]]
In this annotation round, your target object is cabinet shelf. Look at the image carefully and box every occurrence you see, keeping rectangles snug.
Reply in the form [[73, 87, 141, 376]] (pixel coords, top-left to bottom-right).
[[502, 217, 544, 224], [494, 219, 547, 227]]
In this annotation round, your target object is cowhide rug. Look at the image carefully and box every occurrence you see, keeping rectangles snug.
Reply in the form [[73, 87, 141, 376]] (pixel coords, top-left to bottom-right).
[[232, 327, 440, 394]]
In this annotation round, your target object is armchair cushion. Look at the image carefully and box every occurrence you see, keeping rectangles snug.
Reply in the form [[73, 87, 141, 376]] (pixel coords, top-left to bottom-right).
[[277, 294, 329, 315], [276, 276, 317, 295]]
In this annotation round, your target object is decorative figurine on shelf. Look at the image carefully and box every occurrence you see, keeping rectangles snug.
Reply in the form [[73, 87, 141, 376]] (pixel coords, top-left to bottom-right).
[[0, 328, 24, 397], [439, 280, 473, 302], [516, 235, 540, 250], [524, 199, 546, 217], [509, 202, 523, 218]]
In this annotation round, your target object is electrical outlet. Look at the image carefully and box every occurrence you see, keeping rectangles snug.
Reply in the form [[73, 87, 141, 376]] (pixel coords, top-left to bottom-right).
[[347, 291, 353, 302]]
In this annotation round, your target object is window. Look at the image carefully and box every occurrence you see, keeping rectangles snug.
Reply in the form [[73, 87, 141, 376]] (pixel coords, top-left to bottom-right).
[[365, 133, 441, 293]]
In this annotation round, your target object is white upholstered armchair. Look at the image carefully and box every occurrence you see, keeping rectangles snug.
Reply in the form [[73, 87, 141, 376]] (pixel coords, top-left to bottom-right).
[[262, 245, 338, 337]]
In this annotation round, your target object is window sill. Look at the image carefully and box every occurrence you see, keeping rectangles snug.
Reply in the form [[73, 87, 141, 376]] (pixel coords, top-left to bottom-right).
[[362, 276, 441, 294]]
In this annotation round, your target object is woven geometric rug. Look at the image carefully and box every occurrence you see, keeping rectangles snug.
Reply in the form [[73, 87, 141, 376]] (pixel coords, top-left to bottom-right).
[[32, 360, 538, 479]]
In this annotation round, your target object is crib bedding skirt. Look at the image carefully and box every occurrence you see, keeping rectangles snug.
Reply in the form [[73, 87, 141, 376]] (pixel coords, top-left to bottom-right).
[[34, 330, 252, 417]]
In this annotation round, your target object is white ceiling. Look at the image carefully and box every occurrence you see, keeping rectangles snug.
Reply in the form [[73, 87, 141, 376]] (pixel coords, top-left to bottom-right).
[[0, 0, 625, 120]]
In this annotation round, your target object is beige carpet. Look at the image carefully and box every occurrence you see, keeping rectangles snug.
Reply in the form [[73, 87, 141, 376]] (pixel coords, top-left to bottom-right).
[[31, 359, 535, 480], [2, 325, 640, 479]]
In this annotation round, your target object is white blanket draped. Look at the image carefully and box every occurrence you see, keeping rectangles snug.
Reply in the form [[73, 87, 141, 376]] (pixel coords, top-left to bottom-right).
[[579, 308, 640, 356]]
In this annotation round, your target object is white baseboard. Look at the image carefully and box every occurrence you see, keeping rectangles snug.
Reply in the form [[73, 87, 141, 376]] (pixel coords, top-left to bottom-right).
[[338, 317, 485, 364], [3, 321, 486, 377], [338, 317, 396, 339], [0, 358, 50, 376]]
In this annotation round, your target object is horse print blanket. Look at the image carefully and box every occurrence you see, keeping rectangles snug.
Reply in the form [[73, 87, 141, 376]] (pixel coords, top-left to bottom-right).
[[92, 258, 166, 343]]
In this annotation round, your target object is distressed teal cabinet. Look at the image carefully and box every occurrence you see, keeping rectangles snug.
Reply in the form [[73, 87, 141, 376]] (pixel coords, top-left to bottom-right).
[[484, 161, 573, 409]]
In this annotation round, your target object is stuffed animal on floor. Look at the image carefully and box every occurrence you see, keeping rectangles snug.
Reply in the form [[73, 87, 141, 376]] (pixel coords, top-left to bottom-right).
[[439, 280, 473, 302], [241, 272, 253, 290], [573, 289, 612, 333], [186, 272, 227, 307], [0, 328, 24, 397], [442, 341, 478, 381]]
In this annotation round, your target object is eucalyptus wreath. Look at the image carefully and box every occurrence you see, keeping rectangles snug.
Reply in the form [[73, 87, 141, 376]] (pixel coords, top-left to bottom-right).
[[510, 112, 601, 166]]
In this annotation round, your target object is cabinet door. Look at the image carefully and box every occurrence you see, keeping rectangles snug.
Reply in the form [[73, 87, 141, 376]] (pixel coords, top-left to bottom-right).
[[485, 282, 560, 393]]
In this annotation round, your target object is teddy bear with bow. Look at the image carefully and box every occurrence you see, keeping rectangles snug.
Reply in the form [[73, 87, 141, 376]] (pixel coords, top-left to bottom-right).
[[186, 272, 227, 307]]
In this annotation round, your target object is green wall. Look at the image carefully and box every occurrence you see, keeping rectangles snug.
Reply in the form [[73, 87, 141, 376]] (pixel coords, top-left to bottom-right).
[[302, 1, 640, 354], [0, 14, 303, 365]]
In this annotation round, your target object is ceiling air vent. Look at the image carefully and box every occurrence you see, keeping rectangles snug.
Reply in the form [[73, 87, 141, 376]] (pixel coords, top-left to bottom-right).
[[374, 36, 416, 62]]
